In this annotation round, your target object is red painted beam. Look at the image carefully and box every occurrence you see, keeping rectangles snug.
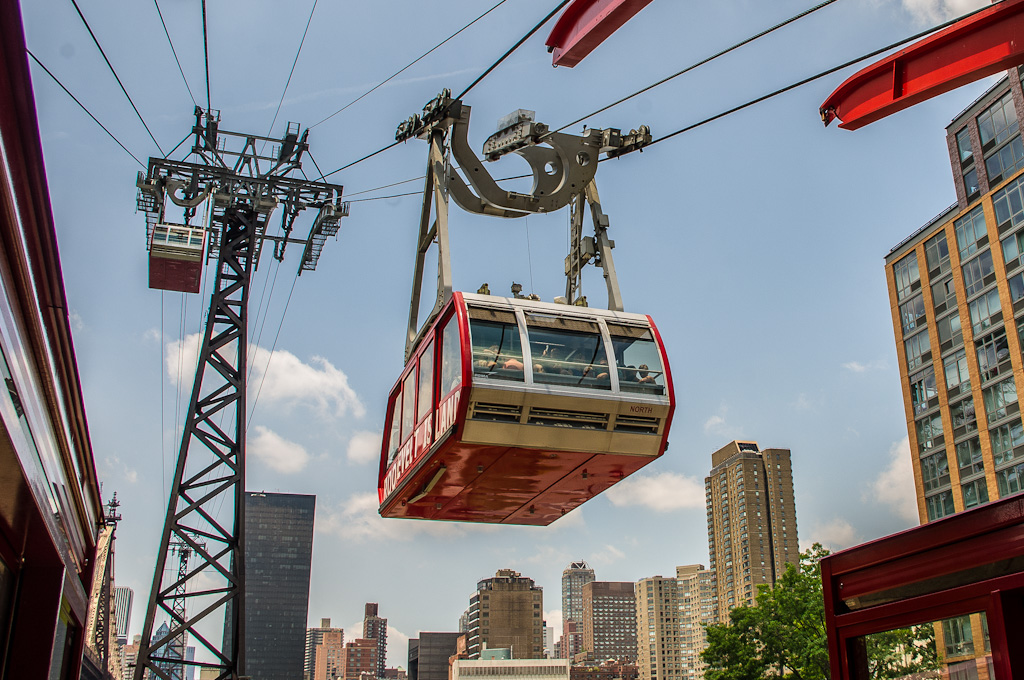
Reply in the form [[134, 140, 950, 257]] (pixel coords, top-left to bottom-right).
[[821, 0, 1024, 130], [545, 0, 654, 68]]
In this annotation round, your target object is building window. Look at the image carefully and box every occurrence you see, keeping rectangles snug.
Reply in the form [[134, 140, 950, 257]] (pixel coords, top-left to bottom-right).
[[963, 250, 995, 297], [893, 252, 920, 301], [976, 329, 1010, 382], [956, 436, 984, 477], [993, 174, 1024, 229], [921, 451, 951, 493], [935, 312, 963, 350], [997, 462, 1024, 497], [983, 375, 1018, 422], [957, 126, 974, 165], [986, 135, 1024, 186], [968, 287, 1001, 334], [925, 231, 951, 275], [979, 91, 1019, 150], [964, 168, 981, 201], [991, 418, 1024, 465], [942, 616, 976, 657], [925, 490, 955, 520], [955, 205, 989, 258], [944, 349, 971, 396], [910, 368, 937, 416], [916, 413, 944, 452], [899, 294, 926, 334], [905, 329, 931, 371]]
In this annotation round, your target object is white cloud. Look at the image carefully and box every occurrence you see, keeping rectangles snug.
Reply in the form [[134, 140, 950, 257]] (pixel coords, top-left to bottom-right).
[[165, 333, 364, 418], [544, 609, 563, 635], [604, 472, 705, 512], [703, 414, 726, 434], [842, 359, 887, 373], [525, 545, 572, 567], [804, 517, 859, 551], [704, 404, 742, 438], [865, 436, 919, 525], [70, 310, 84, 332], [590, 544, 625, 566], [347, 431, 381, 465], [249, 425, 311, 474], [317, 492, 475, 542], [900, 0, 987, 24]]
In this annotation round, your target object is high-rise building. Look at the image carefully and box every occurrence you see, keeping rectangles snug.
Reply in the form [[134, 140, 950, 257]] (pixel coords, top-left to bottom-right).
[[243, 492, 316, 680], [408, 632, 461, 680], [581, 582, 635, 664], [634, 576, 680, 680], [363, 603, 388, 679], [705, 440, 798, 621], [307, 618, 343, 680], [340, 638, 378, 680], [114, 587, 134, 642], [883, 67, 1024, 680], [314, 629, 346, 680], [674, 565, 714, 680], [560, 561, 595, 660], [466, 569, 545, 659]]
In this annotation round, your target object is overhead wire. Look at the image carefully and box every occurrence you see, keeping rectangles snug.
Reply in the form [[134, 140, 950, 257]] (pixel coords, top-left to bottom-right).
[[548, 0, 840, 136], [635, 3, 995, 153], [153, 0, 197, 107], [264, 0, 318, 141], [68, 0, 166, 156], [320, 0, 568, 180], [248, 273, 300, 427], [310, 0, 509, 130], [26, 50, 146, 168], [202, 0, 211, 111]]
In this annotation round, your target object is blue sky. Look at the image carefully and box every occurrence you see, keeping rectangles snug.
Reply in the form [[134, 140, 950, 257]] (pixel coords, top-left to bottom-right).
[[20, 0, 994, 667]]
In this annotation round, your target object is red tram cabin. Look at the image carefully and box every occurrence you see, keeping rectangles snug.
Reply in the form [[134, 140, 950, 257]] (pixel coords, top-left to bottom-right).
[[148, 223, 206, 293], [378, 292, 674, 525]]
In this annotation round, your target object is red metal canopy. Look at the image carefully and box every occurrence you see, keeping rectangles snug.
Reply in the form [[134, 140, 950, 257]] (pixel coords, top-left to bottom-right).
[[821, 0, 1024, 130], [545, 0, 653, 68]]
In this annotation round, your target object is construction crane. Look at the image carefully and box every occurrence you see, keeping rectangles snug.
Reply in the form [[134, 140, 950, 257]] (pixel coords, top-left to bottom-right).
[[132, 107, 346, 680]]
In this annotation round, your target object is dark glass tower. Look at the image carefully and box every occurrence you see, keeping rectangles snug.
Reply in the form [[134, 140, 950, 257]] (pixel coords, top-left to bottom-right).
[[244, 492, 316, 680]]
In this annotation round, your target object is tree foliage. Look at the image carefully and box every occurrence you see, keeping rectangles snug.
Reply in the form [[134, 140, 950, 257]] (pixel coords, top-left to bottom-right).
[[700, 544, 938, 680]]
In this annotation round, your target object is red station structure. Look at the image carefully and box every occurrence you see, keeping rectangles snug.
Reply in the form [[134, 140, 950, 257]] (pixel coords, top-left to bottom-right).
[[545, 0, 654, 67]]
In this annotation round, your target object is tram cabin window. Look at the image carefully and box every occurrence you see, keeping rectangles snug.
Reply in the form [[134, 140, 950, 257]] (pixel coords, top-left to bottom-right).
[[440, 315, 462, 396], [401, 370, 417, 441], [469, 307, 525, 381], [417, 341, 434, 421], [526, 314, 610, 390], [387, 405, 401, 464], [608, 323, 666, 395]]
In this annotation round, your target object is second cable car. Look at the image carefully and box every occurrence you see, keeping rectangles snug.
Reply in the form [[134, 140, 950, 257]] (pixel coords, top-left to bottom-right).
[[379, 94, 671, 525]]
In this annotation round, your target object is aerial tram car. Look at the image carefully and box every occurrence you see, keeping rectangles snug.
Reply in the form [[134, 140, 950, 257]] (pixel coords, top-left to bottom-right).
[[377, 92, 674, 526]]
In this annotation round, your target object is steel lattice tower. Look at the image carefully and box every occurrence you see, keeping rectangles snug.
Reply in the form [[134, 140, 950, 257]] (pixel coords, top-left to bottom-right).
[[133, 108, 345, 680]]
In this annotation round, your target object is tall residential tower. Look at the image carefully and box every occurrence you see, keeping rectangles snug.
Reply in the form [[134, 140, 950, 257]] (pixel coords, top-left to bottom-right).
[[705, 441, 798, 620], [466, 569, 545, 659], [363, 603, 388, 679], [560, 561, 595, 659]]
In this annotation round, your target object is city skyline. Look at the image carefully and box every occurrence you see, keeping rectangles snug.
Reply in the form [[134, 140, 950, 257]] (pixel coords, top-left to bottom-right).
[[18, 0, 1000, 669]]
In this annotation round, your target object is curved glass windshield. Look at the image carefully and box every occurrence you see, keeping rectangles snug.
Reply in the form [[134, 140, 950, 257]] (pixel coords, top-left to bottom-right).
[[526, 314, 610, 390], [469, 308, 524, 381], [440, 315, 462, 396], [608, 323, 666, 395]]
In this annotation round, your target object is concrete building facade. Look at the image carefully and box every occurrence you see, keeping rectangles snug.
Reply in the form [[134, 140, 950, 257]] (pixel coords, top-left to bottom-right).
[[363, 603, 388, 679], [561, 561, 595, 659], [341, 638, 378, 680], [307, 618, 343, 680], [408, 632, 461, 680], [705, 440, 799, 621], [580, 581, 636, 664], [314, 629, 345, 680], [451, 658, 570, 680], [634, 575, 680, 680], [674, 565, 714, 680], [466, 569, 545, 659]]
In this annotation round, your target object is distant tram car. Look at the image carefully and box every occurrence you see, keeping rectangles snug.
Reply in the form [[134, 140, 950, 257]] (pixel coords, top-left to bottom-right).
[[378, 292, 674, 525], [148, 223, 206, 293]]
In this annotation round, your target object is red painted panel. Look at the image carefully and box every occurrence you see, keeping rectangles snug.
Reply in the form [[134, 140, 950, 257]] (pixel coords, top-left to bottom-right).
[[820, 0, 1024, 130], [545, 0, 654, 68], [148, 255, 202, 293]]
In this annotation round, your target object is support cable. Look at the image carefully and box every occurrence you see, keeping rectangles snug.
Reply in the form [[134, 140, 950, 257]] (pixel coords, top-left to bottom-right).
[[153, 0, 197, 107], [310, 0, 508, 130], [632, 5, 993, 153], [202, 0, 211, 111], [68, 0, 165, 156], [26, 50, 145, 168], [320, 0, 568, 179], [265, 0, 318, 140], [549, 0, 840, 136], [248, 273, 300, 427], [455, 0, 572, 100]]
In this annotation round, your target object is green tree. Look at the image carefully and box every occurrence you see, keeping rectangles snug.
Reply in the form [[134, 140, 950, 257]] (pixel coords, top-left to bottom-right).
[[700, 544, 940, 680]]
